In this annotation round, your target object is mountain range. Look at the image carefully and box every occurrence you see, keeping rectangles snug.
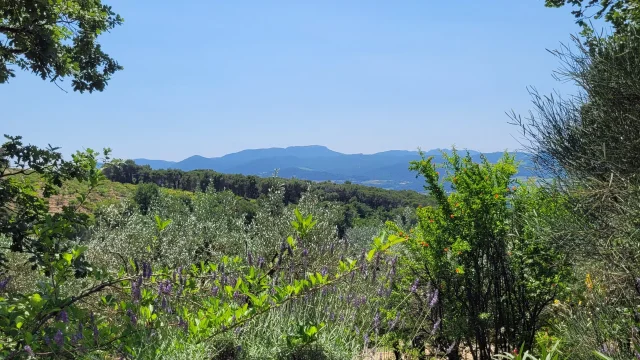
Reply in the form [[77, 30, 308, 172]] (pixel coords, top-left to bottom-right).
[[134, 146, 535, 192]]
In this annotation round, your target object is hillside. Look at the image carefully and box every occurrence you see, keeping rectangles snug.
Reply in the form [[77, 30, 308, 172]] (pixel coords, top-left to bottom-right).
[[134, 146, 534, 191]]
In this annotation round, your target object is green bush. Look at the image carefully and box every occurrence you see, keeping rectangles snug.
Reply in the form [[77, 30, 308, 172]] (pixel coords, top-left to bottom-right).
[[134, 182, 160, 214]]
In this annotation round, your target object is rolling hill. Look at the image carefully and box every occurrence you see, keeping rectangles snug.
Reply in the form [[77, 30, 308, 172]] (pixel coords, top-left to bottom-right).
[[134, 146, 535, 192]]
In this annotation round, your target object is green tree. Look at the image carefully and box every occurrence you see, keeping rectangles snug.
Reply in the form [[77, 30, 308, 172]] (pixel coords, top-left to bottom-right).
[[545, 0, 640, 35], [389, 150, 568, 359], [0, 0, 123, 91], [134, 183, 160, 215]]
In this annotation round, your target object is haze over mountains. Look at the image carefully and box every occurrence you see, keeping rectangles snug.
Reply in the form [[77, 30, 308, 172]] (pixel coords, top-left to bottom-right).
[[134, 146, 534, 192]]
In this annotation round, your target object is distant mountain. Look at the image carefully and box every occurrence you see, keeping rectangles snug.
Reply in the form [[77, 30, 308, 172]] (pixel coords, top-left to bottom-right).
[[134, 145, 534, 192]]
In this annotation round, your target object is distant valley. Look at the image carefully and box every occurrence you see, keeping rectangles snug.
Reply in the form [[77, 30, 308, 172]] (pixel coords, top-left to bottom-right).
[[134, 146, 535, 192]]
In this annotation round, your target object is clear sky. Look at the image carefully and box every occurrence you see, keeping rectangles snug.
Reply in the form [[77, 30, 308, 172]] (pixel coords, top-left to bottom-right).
[[2, 1, 583, 161]]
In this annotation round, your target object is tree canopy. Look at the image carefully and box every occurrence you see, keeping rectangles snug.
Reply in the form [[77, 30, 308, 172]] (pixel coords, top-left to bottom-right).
[[545, 0, 640, 34], [0, 0, 123, 92]]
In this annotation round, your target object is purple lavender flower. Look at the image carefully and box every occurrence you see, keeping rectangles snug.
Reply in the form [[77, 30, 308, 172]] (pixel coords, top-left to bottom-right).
[[286, 243, 294, 256], [363, 334, 369, 349], [131, 276, 142, 303], [410, 278, 419, 293], [0, 276, 11, 291], [178, 267, 184, 285], [233, 291, 245, 303], [24, 345, 34, 356], [388, 313, 400, 330], [247, 252, 253, 267], [373, 312, 380, 333], [429, 289, 439, 308], [257, 256, 265, 269], [446, 342, 456, 355], [142, 262, 152, 279], [58, 310, 69, 323], [302, 248, 308, 257], [431, 318, 441, 335], [329, 312, 336, 322], [90, 312, 99, 345], [178, 317, 188, 333], [44, 335, 51, 347], [321, 267, 328, 277], [211, 285, 219, 296], [126, 309, 137, 325], [54, 329, 64, 347], [600, 343, 614, 356]]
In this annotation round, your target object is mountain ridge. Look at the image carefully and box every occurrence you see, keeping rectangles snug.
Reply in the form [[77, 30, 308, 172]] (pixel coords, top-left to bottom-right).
[[133, 145, 534, 192]]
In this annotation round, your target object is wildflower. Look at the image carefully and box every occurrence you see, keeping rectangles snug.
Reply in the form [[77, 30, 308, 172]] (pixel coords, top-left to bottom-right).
[[429, 219, 434, 223], [600, 343, 614, 356], [301, 248, 308, 257], [455, 202, 459, 207], [446, 342, 456, 354], [388, 313, 400, 330], [429, 289, 439, 308], [363, 334, 370, 349], [373, 312, 380, 333], [0, 276, 11, 291], [455, 268, 461, 274], [178, 317, 188, 332], [142, 262, 152, 279], [44, 335, 51, 347], [494, 194, 499, 199], [58, 310, 69, 323], [321, 266, 328, 277], [512, 186, 517, 191], [586, 273, 594, 290], [444, 247, 449, 252], [512, 348, 519, 355], [431, 318, 441, 335], [54, 329, 64, 347], [24, 345, 34, 357], [410, 278, 419, 293], [211, 285, 219, 296], [131, 276, 142, 303], [450, 214, 454, 219], [90, 312, 99, 345], [554, 299, 560, 305], [257, 256, 265, 268], [127, 309, 138, 325], [247, 251, 253, 267]]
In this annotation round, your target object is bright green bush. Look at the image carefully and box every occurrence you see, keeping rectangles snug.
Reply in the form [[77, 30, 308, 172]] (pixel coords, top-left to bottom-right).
[[384, 150, 570, 359]]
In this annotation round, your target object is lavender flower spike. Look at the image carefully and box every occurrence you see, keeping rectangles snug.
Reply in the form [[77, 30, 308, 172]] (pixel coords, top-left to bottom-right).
[[410, 278, 419, 293], [429, 289, 439, 308]]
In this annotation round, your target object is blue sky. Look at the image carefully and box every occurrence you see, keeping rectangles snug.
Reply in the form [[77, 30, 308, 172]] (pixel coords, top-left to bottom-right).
[[2, 1, 584, 160]]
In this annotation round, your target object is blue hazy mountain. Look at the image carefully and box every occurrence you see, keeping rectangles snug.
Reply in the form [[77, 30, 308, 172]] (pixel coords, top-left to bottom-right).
[[134, 146, 534, 192]]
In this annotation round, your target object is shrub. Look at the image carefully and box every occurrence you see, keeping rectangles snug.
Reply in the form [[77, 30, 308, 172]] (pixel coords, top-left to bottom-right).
[[134, 182, 160, 214]]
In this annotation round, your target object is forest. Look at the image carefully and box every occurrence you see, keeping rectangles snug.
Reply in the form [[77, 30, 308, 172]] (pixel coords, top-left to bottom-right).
[[2, 0, 640, 359]]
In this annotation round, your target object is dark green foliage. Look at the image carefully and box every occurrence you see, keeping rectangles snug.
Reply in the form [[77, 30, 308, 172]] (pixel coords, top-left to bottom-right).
[[0, 135, 109, 259], [0, 0, 123, 91], [102, 160, 434, 231], [392, 151, 569, 359], [134, 183, 160, 215], [545, 0, 640, 35]]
